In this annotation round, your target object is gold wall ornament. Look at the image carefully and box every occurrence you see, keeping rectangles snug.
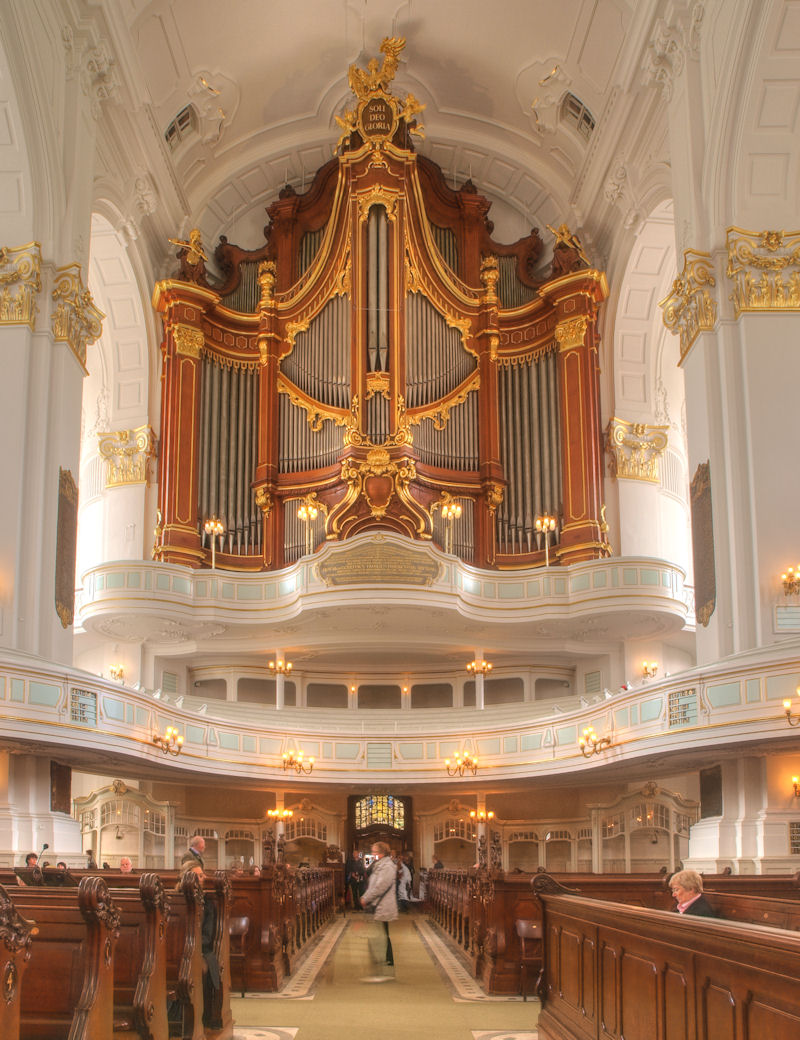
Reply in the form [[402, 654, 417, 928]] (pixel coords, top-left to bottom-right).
[[277, 378, 348, 432], [51, 263, 104, 371], [365, 371, 391, 400], [555, 315, 588, 351], [55, 467, 78, 629], [255, 487, 273, 517], [409, 374, 480, 431], [343, 392, 413, 448], [726, 227, 800, 315], [97, 425, 156, 487], [340, 447, 417, 520], [173, 323, 205, 358], [480, 254, 500, 304], [357, 187, 400, 224], [606, 417, 669, 483], [659, 249, 716, 360], [257, 260, 277, 308], [0, 242, 42, 328]]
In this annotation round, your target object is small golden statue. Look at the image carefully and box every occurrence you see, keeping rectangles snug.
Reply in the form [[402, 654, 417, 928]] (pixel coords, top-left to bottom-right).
[[546, 222, 590, 273]]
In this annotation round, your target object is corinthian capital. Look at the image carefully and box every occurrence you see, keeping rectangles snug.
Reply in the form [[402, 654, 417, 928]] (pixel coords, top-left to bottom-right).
[[606, 418, 669, 483], [0, 243, 42, 328], [643, 3, 704, 101]]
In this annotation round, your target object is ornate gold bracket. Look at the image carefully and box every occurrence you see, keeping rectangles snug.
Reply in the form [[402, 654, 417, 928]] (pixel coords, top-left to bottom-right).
[[555, 315, 588, 352], [0, 242, 42, 328], [51, 263, 104, 372], [726, 227, 800, 316], [659, 249, 716, 361], [606, 417, 669, 483], [97, 425, 156, 487]]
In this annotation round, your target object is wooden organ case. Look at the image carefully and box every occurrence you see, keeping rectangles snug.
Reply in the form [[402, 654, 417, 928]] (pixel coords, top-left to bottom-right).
[[153, 38, 610, 573]]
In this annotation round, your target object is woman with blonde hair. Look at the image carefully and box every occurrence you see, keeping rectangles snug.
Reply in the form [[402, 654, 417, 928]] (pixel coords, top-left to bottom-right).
[[669, 869, 716, 917]]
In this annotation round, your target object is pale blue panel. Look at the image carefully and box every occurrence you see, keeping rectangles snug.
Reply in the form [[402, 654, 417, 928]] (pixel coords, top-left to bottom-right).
[[173, 577, 191, 595], [640, 569, 659, 586], [630, 704, 639, 724], [746, 679, 761, 703], [323, 742, 333, 758], [259, 737, 282, 754], [640, 699, 661, 722], [661, 570, 672, 587], [554, 578, 567, 595], [218, 732, 239, 750], [397, 742, 424, 759], [156, 574, 170, 591], [707, 682, 741, 707], [97, 574, 105, 590], [499, 582, 524, 599], [126, 704, 134, 723], [207, 729, 218, 745], [766, 674, 800, 701], [144, 572, 151, 590], [186, 725, 205, 744], [242, 735, 257, 753], [264, 585, 277, 600], [520, 733, 542, 751], [570, 573, 590, 592], [298, 741, 320, 758], [526, 580, 541, 596], [622, 568, 638, 585], [10, 679, 24, 702], [593, 571, 607, 588], [30, 682, 60, 706], [556, 726, 577, 745], [104, 697, 124, 721], [136, 707, 148, 726], [503, 735, 518, 753], [335, 742, 361, 760], [439, 740, 459, 758], [426, 742, 438, 758], [280, 578, 295, 595], [107, 572, 124, 589], [477, 737, 501, 755], [483, 581, 497, 597], [615, 708, 629, 728], [237, 586, 262, 600], [196, 581, 208, 597], [126, 572, 141, 588], [221, 583, 235, 599], [0, 677, 5, 699], [775, 606, 800, 631], [611, 568, 619, 587]]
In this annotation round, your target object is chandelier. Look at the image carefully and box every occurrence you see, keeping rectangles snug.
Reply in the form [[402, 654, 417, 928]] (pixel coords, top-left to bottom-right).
[[153, 725, 184, 756], [268, 659, 293, 675], [446, 751, 478, 776], [578, 726, 611, 757], [782, 566, 800, 596], [282, 750, 314, 774], [267, 808, 294, 819], [466, 659, 492, 677]]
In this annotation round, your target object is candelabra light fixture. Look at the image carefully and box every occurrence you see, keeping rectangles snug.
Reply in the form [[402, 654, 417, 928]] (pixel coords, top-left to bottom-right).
[[109, 664, 124, 682], [469, 809, 495, 821], [783, 692, 800, 727], [441, 499, 462, 555], [782, 566, 800, 596], [445, 750, 478, 776], [466, 659, 492, 677], [267, 808, 294, 819], [793, 776, 800, 798], [204, 517, 225, 569], [297, 496, 319, 556], [535, 514, 557, 567], [153, 725, 184, 756], [282, 749, 314, 774], [642, 661, 659, 679], [579, 726, 612, 757], [268, 659, 293, 675]]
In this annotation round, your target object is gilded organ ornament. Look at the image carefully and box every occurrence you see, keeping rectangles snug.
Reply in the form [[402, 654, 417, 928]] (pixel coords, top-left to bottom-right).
[[606, 418, 669, 483], [0, 242, 42, 328], [659, 249, 716, 361], [726, 228, 800, 315]]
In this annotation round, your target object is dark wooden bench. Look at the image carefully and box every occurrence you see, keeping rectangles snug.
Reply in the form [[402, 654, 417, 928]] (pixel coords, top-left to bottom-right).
[[0, 884, 38, 1040], [12, 875, 119, 1039]]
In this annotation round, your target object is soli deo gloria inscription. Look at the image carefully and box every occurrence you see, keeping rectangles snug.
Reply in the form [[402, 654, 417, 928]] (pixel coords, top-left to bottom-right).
[[318, 543, 440, 587]]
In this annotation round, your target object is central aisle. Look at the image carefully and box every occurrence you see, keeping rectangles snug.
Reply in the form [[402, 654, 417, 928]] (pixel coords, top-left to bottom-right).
[[231, 913, 540, 1040]]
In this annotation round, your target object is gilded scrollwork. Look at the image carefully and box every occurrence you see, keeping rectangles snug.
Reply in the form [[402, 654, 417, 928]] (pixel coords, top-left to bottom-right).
[[554, 315, 588, 352], [255, 487, 273, 518], [409, 373, 480, 431], [365, 372, 391, 400], [51, 263, 105, 371], [659, 249, 716, 360], [726, 227, 800, 316], [485, 482, 504, 514], [277, 378, 348, 432], [172, 324, 205, 359], [340, 447, 417, 520], [257, 260, 277, 308], [97, 425, 156, 487], [357, 186, 400, 224], [606, 417, 669, 483], [0, 242, 42, 328]]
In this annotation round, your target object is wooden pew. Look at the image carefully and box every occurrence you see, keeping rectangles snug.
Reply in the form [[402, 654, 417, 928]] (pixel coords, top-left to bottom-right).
[[534, 886, 800, 1040], [0, 884, 38, 1040], [12, 875, 119, 1040]]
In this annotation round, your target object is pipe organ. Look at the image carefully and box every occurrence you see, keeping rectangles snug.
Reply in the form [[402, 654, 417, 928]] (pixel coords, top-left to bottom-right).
[[153, 38, 609, 572]]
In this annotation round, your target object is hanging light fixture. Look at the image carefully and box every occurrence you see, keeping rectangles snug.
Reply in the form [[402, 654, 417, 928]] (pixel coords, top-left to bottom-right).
[[267, 808, 294, 819], [268, 659, 293, 675], [282, 750, 314, 774], [466, 659, 492, 676], [578, 725, 611, 757], [445, 751, 478, 777], [153, 725, 184, 756]]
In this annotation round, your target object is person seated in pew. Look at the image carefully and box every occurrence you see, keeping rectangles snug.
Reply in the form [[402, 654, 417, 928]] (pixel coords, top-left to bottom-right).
[[57, 861, 67, 870], [119, 857, 133, 873], [669, 869, 717, 917], [180, 859, 222, 1029]]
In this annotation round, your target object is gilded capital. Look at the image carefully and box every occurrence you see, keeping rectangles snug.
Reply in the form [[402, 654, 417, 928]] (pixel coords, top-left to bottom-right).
[[606, 417, 669, 483], [659, 249, 716, 361], [255, 487, 273, 517], [173, 323, 205, 358], [725, 227, 800, 316], [97, 425, 156, 487], [51, 263, 104, 371], [257, 260, 276, 308], [555, 315, 588, 352], [0, 243, 42, 328]]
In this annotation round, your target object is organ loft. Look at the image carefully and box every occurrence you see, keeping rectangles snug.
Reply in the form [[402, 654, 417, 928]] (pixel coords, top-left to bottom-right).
[[153, 37, 610, 573]]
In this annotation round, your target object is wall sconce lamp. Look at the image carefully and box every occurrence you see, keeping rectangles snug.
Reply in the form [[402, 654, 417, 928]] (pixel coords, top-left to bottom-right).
[[535, 513, 557, 567], [153, 725, 184, 756], [446, 751, 478, 777], [642, 661, 658, 679], [579, 726, 612, 758], [297, 496, 321, 556], [469, 809, 495, 821], [441, 499, 462, 555], [793, 777, 800, 798], [783, 692, 800, 727], [268, 659, 293, 675], [466, 659, 492, 677], [267, 808, 294, 819], [109, 665, 124, 682], [204, 517, 225, 569], [782, 566, 800, 596], [282, 750, 314, 774]]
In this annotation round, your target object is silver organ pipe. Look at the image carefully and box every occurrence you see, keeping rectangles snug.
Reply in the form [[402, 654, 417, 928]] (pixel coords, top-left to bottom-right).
[[365, 392, 390, 444], [405, 294, 475, 407], [377, 208, 388, 370], [496, 348, 562, 556], [497, 256, 536, 309], [367, 206, 389, 372], [299, 227, 325, 276], [431, 224, 458, 275], [198, 355, 261, 555], [278, 397, 345, 473], [413, 395, 478, 471], [280, 296, 351, 408], [221, 260, 261, 313]]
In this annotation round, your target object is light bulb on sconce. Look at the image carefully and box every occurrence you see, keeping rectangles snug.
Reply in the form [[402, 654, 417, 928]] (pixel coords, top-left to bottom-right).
[[783, 690, 800, 727], [642, 661, 658, 679], [268, 659, 293, 675], [781, 566, 800, 596], [469, 810, 495, 820], [793, 776, 800, 798]]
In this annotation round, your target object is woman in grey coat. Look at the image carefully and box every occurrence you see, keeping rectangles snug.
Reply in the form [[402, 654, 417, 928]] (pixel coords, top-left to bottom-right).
[[360, 841, 398, 968]]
